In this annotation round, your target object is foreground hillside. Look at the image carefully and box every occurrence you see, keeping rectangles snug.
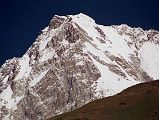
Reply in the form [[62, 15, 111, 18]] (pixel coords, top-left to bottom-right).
[[50, 80, 159, 120]]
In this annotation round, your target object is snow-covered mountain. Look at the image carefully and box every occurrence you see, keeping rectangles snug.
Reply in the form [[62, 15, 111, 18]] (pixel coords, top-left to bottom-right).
[[0, 13, 159, 120]]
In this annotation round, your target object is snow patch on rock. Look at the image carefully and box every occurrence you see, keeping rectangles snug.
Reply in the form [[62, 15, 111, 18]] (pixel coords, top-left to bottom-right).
[[29, 68, 50, 87]]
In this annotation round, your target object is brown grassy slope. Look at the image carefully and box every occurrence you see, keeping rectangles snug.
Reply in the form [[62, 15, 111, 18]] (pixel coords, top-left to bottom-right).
[[48, 80, 159, 120]]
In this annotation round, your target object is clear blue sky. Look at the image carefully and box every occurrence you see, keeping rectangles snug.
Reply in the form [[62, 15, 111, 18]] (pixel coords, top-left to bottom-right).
[[0, 0, 159, 65]]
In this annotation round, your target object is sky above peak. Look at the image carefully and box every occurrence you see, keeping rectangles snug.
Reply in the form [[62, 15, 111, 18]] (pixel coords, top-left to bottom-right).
[[0, 0, 159, 65]]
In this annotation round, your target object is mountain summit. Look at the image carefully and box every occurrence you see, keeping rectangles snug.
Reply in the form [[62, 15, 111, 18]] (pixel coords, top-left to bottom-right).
[[0, 13, 159, 120]]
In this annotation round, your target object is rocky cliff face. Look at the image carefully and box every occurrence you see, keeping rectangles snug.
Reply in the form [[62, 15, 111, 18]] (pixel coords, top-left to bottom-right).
[[0, 13, 159, 120]]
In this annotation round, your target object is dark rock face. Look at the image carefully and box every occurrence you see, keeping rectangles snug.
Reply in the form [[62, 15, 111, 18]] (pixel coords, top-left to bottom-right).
[[0, 14, 159, 120], [49, 16, 65, 29]]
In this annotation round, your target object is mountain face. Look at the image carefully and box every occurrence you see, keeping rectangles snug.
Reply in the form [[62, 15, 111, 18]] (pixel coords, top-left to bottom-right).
[[50, 80, 159, 120], [0, 13, 159, 120]]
